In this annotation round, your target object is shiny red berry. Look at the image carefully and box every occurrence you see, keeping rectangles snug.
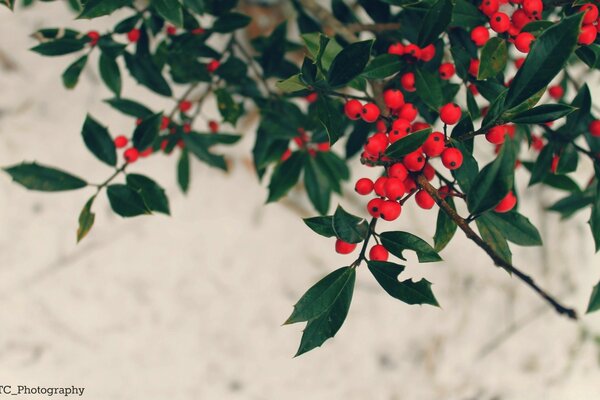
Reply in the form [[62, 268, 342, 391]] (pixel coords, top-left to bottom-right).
[[361, 103, 381, 123], [441, 147, 463, 170], [422, 131, 446, 157], [367, 198, 384, 218], [114, 135, 128, 149], [124, 147, 139, 163], [471, 26, 490, 47], [589, 120, 600, 136], [523, 0, 543, 19], [490, 12, 510, 33], [380, 200, 402, 221], [403, 151, 426, 172], [369, 244, 389, 261], [127, 28, 140, 42], [388, 43, 405, 56], [400, 72, 416, 92], [439, 62, 455, 80], [494, 191, 517, 213], [384, 178, 406, 201], [581, 3, 599, 24], [479, 0, 499, 16], [548, 85, 564, 100], [207, 59, 220, 73], [486, 125, 507, 144], [515, 32, 535, 53], [179, 100, 192, 113], [398, 103, 418, 122], [512, 9, 532, 29], [579, 24, 597, 45], [388, 163, 408, 180], [439, 103, 462, 125], [420, 44, 436, 62], [383, 89, 405, 110], [209, 120, 219, 133], [166, 25, 177, 35], [355, 178, 374, 195], [415, 190, 435, 209], [335, 239, 357, 254], [344, 99, 363, 120], [404, 44, 421, 59], [374, 176, 388, 197], [87, 31, 100, 46], [365, 132, 389, 156], [305, 92, 318, 103]]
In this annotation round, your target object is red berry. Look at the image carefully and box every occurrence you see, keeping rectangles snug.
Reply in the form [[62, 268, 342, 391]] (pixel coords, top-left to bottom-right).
[[441, 147, 463, 170], [422, 131, 445, 157], [581, 3, 599, 25], [383, 89, 405, 110], [384, 178, 406, 201], [485, 125, 507, 144], [127, 28, 140, 42], [317, 142, 331, 152], [380, 200, 402, 221], [403, 151, 426, 172], [415, 190, 435, 209], [114, 135, 128, 149], [124, 147, 139, 163], [207, 59, 220, 73], [355, 177, 374, 195], [400, 72, 416, 92], [376, 120, 387, 133], [468, 59, 480, 77], [374, 176, 388, 197], [344, 99, 363, 120], [515, 57, 526, 69], [411, 122, 430, 132], [423, 163, 435, 181], [335, 239, 357, 254], [166, 25, 177, 35], [281, 148, 292, 161], [389, 118, 411, 143], [515, 32, 535, 53], [439, 103, 462, 125], [531, 135, 544, 151], [160, 116, 170, 130], [369, 244, 389, 261], [523, 0, 543, 19], [490, 12, 510, 33], [468, 84, 479, 96], [579, 24, 597, 45], [403, 176, 417, 192], [512, 9, 532, 29], [183, 123, 192, 133], [479, 0, 499, 16], [404, 44, 421, 59], [548, 85, 564, 100], [192, 27, 206, 35], [388, 43, 405, 56], [494, 191, 517, 213], [208, 120, 219, 133], [367, 198, 384, 218], [140, 147, 153, 157], [179, 100, 192, 113], [365, 132, 389, 156], [361, 103, 381, 123], [439, 62, 455, 80], [420, 44, 436, 62], [398, 103, 418, 122], [388, 163, 408, 180], [471, 26, 490, 47], [87, 31, 100, 46], [589, 120, 600, 136], [305, 92, 318, 103], [551, 154, 560, 173]]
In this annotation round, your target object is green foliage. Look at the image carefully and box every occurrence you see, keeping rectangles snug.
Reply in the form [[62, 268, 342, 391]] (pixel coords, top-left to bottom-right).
[[368, 261, 439, 306], [379, 231, 442, 263], [478, 37, 507, 81], [4, 163, 87, 191], [81, 115, 117, 166], [332, 206, 369, 244]]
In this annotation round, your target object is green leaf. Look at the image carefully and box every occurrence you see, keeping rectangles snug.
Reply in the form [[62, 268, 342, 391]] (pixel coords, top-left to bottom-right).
[[215, 88, 243, 126], [124, 52, 172, 97], [183, 0, 205, 14], [78, 0, 130, 19], [62, 55, 88, 89], [267, 151, 306, 202], [385, 128, 432, 159], [332, 206, 369, 244], [483, 212, 543, 246], [361, 54, 403, 79], [81, 115, 117, 166], [529, 143, 554, 186], [316, 95, 345, 145], [467, 139, 516, 215], [286, 266, 355, 324], [290, 267, 356, 356], [434, 196, 457, 251], [126, 174, 170, 215], [177, 149, 190, 194], [104, 98, 153, 118], [304, 216, 335, 237], [151, 0, 183, 27], [590, 194, 600, 252], [418, 0, 454, 46], [451, 0, 486, 29], [304, 156, 331, 215], [31, 39, 85, 56], [327, 40, 373, 88], [415, 69, 443, 111], [478, 37, 507, 81], [367, 261, 439, 306], [183, 134, 228, 171], [508, 104, 576, 124], [586, 282, 600, 314], [99, 52, 122, 97], [132, 113, 161, 151], [380, 231, 442, 263], [3, 162, 87, 191], [76, 195, 96, 243], [106, 184, 152, 217], [505, 13, 584, 109], [212, 12, 251, 32], [276, 74, 308, 92], [476, 215, 512, 265]]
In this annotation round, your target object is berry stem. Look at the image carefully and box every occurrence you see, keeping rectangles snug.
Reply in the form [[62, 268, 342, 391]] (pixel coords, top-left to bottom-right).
[[415, 174, 578, 320], [350, 217, 378, 268], [93, 163, 128, 192]]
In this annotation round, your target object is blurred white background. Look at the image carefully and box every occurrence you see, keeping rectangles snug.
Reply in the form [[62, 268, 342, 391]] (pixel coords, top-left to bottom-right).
[[1, 2, 600, 399]]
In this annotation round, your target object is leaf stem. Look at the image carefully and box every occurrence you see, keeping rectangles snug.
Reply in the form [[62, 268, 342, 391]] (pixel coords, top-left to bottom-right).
[[350, 217, 378, 268]]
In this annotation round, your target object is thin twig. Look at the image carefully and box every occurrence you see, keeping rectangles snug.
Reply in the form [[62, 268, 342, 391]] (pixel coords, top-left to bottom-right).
[[297, 0, 358, 43], [347, 22, 402, 34]]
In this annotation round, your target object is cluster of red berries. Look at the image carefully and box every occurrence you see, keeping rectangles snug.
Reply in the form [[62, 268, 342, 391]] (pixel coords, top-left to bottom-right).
[[281, 128, 331, 161]]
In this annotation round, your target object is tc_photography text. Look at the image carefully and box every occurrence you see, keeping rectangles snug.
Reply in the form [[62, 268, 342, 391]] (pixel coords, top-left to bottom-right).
[[0, 385, 85, 397]]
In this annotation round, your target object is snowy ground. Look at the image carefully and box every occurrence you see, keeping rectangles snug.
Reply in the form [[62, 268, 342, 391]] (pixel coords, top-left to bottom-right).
[[1, 3, 600, 400]]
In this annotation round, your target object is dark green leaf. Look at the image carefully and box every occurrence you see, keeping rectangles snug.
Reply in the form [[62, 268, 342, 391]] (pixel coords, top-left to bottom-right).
[[62, 55, 88, 89], [478, 37, 507, 80], [332, 206, 369, 244], [508, 104, 576, 124], [586, 282, 600, 313], [385, 128, 432, 159], [215, 88, 243, 125], [450, 0, 486, 29], [31, 39, 85, 56], [528, 144, 554, 186], [106, 184, 152, 217], [345, 120, 371, 159], [78, 0, 130, 18], [177, 149, 190, 193], [505, 13, 583, 109], [361, 54, 403, 79], [304, 216, 335, 237], [212, 12, 251, 32], [132, 113, 161, 151], [483, 212, 543, 246], [81, 115, 117, 166], [367, 261, 439, 306], [151, 0, 183, 27], [418, 0, 454, 46], [104, 98, 153, 118], [77, 195, 96, 243], [327, 40, 373, 88], [415, 69, 443, 111], [476, 215, 512, 264], [183, 134, 228, 170], [99, 52, 121, 97], [126, 174, 170, 215], [316, 95, 345, 145], [304, 156, 331, 215], [590, 194, 600, 252], [380, 231, 442, 263], [434, 196, 457, 251], [124, 52, 172, 96], [3, 162, 87, 191], [267, 151, 305, 202]]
